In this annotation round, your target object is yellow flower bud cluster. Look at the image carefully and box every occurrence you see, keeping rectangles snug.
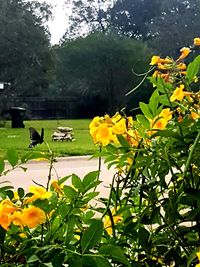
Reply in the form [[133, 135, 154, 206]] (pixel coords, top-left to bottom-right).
[[0, 186, 52, 231], [150, 39, 200, 84]]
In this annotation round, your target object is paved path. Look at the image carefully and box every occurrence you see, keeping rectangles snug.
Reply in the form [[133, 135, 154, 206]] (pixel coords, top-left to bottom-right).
[[2, 156, 115, 199]]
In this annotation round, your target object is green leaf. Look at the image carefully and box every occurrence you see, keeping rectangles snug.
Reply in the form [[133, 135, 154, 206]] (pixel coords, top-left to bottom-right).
[[81, 219, 103, 253], [186, 55, 200, 83], [58, 202, 71, 219], [72, 174, 83, 192], [82, 256, 112, 267], [7, 149, 19, 167], [58, 175, 71, 185], [17, 187, 25, 199], [82, 192, 99, 203], [159, 94, 170, 106], [99, 245, 130, 266], [63, 185, 77, 200], [139, 102, 154, 119], [187, 249, 198, 267], [0, 158, 5, 173], [27, 255, 40, 263], [149, 89, 159, 115], [6, 190, 14, 200], [151, 130, 182, 140], [105, 144, 118, 154], [136, 114, 150, 129], [83, 171, 99, 192], [104, 155, 118, 164], [138, 226, 150, 248], [117, 134, 130, 148]]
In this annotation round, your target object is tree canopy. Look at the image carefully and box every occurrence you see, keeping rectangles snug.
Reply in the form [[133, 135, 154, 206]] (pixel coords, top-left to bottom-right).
[[0, 0, 54, 97], [55, 33, 152, 116]]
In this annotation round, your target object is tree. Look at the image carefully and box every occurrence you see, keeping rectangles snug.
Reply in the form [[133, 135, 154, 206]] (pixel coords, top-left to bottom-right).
[[109, 0, 161, 39], [147, 0, 200, 57], [0, 0, 54, 97], [62, 0, 111, 41], [54, 33, 152, 116]]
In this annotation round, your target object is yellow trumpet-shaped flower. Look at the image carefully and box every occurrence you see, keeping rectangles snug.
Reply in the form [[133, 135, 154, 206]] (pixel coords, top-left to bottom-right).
[[170, 84, 191, 102], [95, 122, 113, 146], [177, 47, 191, 61], [0, 200, 17, 230], [150, 56, 161, 65], [127, 129, 141, 147], [51, 180, 63, 196], [21, 206, 46, 228], [148, 108, 173, 134], [194, 37, 200, 46], [112, 118, 127, 135], [159, 108, 173, 121], [177, 63, 187, 70], [11, 211, 24, 228], [25, 186, 52, 204], [111, 112, 122, 123]]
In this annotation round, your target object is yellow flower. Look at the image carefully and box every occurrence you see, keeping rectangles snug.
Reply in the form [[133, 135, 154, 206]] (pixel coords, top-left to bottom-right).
[[197, 251, 200, 261], [127, 129, 141, 147], [150, 56, 160, 65], [177, 63, 187, 70], [151, 118, 168, 130], [170, 84, 190, 102], [159, 57, 173, 64], [103, 208, 122, 236], [0, 200, 17, 230], [21, 206, 46, 228], [19, 232, 27, 238], [111, 112, 122, 123], [112, 118, 127, 135], [0, 213, 11, 230], [177, 47, 191, 61], [0, 200, 17, 214], [191, 111, 200, 120], [25, 186, 52, 204], [196, 251, 200, 267], [149, 108, 173, 133], [157, 63, 169, 70], [11, 211, 24, 228], [159, 108, 173, 121], [95, 122, 113, 146], [194, 37, 200, 46], [127, 116, 133, 128], [51, 180, 63, 196]]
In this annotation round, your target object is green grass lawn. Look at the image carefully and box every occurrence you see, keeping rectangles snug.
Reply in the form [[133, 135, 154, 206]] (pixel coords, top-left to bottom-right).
[[0, 119, 98, 158]]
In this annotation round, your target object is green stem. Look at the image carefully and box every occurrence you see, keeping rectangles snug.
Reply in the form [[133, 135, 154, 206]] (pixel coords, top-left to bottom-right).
[[101, 174, 116, 219], [182, 130, 200, 180], [45, 142, 54, 191]]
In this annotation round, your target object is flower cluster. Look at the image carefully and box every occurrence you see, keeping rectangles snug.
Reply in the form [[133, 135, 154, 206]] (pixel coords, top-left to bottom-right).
[[0, 186, 51, 230], [89, 112, 138, 146], [150, 38, 200, 85], [89, 107, 175, 147]]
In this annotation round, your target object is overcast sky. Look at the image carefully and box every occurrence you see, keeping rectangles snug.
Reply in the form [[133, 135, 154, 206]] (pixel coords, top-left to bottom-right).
[[40, 0, 71, 44]]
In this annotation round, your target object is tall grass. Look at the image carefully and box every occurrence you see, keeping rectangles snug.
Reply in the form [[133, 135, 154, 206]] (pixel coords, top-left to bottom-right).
[[0, 119, 98, 158]]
